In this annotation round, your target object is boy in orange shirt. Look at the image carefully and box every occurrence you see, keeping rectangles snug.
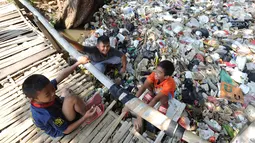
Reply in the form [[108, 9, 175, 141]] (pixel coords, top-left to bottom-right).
[[123, 60, 176, 132]]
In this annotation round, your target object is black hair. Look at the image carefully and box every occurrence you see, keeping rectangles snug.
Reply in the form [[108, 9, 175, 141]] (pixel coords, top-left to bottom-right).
[[97, 35, 110, 44], [22, 74, 50, 99], [158, 60, 175, 76]]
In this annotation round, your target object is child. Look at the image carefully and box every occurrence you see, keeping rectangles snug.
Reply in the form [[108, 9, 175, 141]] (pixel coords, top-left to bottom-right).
[[62, 34, 127, 73], [22, 57, 97, 137], [123, 60, 176, 132]]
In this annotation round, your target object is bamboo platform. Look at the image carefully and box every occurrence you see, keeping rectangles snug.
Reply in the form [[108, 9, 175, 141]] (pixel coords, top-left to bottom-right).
[[0, 2, 151, 143], [0, 3, 56, 80]]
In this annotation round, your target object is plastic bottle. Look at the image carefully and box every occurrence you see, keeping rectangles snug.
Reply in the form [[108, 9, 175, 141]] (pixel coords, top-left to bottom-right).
[[222, 124, 235, 138], [204, 118, 222, 132]]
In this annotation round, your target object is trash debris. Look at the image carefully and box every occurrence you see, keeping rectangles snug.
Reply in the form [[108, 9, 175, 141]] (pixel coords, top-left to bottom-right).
[[244, 104, 255, 122], [220, 82, 244, 103], [78, 0, 255, 142]]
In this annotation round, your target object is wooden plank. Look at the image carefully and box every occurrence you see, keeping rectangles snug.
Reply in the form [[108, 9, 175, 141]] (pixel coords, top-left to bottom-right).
[[113, 122, 132, 143], [0, 12, 20, 22], [0, 111, 30, 140], [27, 131, 44, 143], [9, 53, 61, 78], [0, 44, 17, 54], [123, 131, 134, 143], [130, 128, 149, 143], [69, 80, 91, 93], [9, 125, 36, 143], [0, 95, 26, 113], [112, 121, 128, 140], [67, 80, 91, 95], [0, 37, 44, 59], [100, 112, 126, 143], [60, 126, 83, 143], [1, 118, 33, 143], [0, 43, 48, 68], [45, 63, 69, 80], [14, 56, 65, 84], [79, 87, 95, 98], [0, 92, 22, 108], [73, 115, 114, 143], [41, 65, 67, 80], [0, 103, 29, 124], [154, 131, 165, 143], [16, 8, 45, 38], [119, 128, 131, 143], [0, 97, 27, 118], [0, 33, 37, 48], [0, 109, 30, 131], [0, 48, 56, 80], [20, 127, 38, 143], [50, 136, 63, 143], [0, 55, 63, 88], [129, 136, 136, 143], [0, 4, 16, 15], [55, 78, 82, 95], [0, 10, 17, 18], [90, 118, 116, 143], [0, 23, 27, 35], [56, 74, 84, 93], [0, 17, 23, 28], [0, 86, 20, 100], [44, 137, 53, 143], [0, 90, 24, 107], [0, 27, 31, 41], [34, 133, 50, 143], [0, 43, 49, 68], [75, 82, 93, 95]]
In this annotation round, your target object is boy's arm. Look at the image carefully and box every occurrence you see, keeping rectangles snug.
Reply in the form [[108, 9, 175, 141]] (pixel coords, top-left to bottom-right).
[[120, 54, 127, 73], [63, 106, 96, 134], [63, 117, 84, 134], [62, 34, 85, 52], [135, 80, 152, 98], [56, 57, 89, 83], [148, 92, 167, 107]]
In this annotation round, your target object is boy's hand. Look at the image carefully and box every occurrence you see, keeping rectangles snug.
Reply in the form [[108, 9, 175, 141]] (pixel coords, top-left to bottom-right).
[[83, 106, 96, 120], [59, 31, 65, 37], [134, 117, 143, 132], [78, 56, 90, 65], [120, 67, 126, 73]]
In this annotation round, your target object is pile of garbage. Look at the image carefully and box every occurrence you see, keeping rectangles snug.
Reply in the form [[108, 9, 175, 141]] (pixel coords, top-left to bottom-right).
[[80, 0, 255, 142]]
